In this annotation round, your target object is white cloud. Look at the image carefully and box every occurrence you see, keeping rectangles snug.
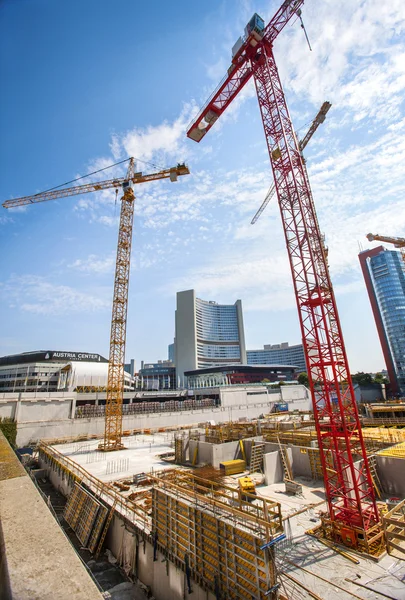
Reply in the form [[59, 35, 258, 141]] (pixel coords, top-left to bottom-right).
[[68, 254, 115, 274], [1, 275, 109, 315], [118, 103, 196, 165], [276, 0, 405, 114], [164, 250, 295, 312]]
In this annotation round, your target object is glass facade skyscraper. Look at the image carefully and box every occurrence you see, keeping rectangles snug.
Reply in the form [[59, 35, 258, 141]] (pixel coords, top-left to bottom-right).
[[359, 246, 405, 396], [175, 290, 246, 381], [196, 298, 243, 364]]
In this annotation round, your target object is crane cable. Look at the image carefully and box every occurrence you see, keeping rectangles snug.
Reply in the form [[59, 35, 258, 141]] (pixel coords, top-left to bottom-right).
[[31, 157, 132, 197], [31, 154, 170, 198]]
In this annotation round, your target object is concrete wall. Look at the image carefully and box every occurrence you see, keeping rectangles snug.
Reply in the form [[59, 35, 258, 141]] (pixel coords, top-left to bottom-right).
[[18, 399, 72, 422], [290, 446, 313, 479], [0, 432, 103, 600], [262, 443, 320, 483], [107, 513, 215, 600], [189, 440, 213, 466], [15, 404, 277, 447], [0, 402, 15, 419], [376, 455, 405, 496], [263, 451, 284, 484], [281, 385, 312, 412], [188, 439, 242, 468], [4, 385, 310, 446], [212, 441, 241, 468], [43, 460, 215, 600], [219, 386, 279, 409]]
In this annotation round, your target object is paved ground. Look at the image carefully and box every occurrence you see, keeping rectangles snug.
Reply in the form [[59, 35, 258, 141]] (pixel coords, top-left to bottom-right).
[[56, 433, 175, 482], [256, 476, 405, 600]]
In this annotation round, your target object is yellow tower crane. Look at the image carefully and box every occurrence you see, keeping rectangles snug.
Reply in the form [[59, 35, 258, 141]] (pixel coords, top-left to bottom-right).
[[366, 233, 405, 265], [3, 158, 190, 451]]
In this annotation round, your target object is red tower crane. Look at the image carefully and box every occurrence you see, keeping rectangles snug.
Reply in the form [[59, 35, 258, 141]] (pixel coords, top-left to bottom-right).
[[251, 101, 331, 225], [188, 1, 381, 551]]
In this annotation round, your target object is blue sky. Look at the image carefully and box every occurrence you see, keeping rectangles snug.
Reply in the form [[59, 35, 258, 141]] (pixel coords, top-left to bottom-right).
[[1, 0, 405, 373]]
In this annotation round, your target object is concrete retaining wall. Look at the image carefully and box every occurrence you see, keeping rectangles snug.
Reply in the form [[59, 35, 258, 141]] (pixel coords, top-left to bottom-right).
[[1, 433, 103, 600], [376, 455, 405, 496], [15, 404, 274, 446], [2, 385, 311, 447], [42, 460, 215, 600], [106, 512, 215, 600]]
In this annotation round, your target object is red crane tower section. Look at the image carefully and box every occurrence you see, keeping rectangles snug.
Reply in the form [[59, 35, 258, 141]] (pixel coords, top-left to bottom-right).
[[188, 1, 381, 551]]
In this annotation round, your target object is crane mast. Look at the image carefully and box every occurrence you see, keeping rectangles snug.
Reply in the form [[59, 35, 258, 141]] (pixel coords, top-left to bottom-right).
[[3, 159, 190, 451], [187, 0, 381, 552], [101, 159, 136, 451]]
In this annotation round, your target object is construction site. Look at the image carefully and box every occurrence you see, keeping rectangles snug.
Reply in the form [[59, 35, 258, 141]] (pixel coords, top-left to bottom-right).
[[20, 411, 404, 600], [1, 1, 405, 599]]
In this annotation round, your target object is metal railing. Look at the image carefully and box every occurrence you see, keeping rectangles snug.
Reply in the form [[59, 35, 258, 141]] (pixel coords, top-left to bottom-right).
[[75, 398, 216, 418]]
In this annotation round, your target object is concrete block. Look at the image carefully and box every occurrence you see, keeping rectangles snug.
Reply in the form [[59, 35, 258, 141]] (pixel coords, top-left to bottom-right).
[[263, 451, 283, 484]]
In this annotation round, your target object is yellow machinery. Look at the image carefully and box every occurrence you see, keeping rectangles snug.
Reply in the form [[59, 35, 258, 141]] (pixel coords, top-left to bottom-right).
[[2, 159, 190, 450], [239, 476, 256, 496], [219, 459, 246, 475]]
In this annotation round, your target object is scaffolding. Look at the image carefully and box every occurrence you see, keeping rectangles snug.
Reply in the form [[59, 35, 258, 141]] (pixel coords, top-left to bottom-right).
[[151, 471, 282, 599], [377, 441, 405, 458], [249, 442, 265, 474], [383, 498, 405, 558], [204, 422, 260, 444]]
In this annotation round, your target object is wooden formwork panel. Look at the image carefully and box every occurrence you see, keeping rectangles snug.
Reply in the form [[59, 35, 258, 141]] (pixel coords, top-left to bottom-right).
[[152, 487, 274, 599], [64, 483, 104, 549], [75, 493, 100, 547], [63, 484, 84, 529], [88, 504, 108, 553]]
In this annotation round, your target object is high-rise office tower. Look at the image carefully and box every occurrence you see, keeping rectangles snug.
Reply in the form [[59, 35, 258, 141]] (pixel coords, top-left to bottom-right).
[[168, 343, 175, 364], [175, 290, 246, 381], [359, 246, 405, 396]]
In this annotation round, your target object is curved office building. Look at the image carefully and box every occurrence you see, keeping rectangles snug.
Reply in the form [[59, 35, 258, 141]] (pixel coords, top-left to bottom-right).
[[359, 247, 405, 396], [175, 290, 247, 380]]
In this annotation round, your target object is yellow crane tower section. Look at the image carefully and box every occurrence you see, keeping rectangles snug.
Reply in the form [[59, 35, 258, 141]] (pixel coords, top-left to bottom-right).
[[3, 159, 190, 451]]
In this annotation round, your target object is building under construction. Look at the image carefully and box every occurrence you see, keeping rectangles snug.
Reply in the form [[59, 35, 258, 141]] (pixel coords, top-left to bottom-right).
[[21, 406, 405, 600]]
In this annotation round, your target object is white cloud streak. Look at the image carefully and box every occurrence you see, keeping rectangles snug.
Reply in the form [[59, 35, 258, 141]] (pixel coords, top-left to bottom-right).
[[1, 275, 109, 315]]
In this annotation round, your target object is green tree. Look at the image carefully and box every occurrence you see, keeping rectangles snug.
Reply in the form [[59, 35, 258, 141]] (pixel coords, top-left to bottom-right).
[[297, 372, 309, 386], [373, 372, 389, 385], [351, 372, 373, 386]]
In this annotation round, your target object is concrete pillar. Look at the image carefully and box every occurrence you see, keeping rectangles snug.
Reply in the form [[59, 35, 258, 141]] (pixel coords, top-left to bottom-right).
[[70, 396, 77, 419], [14, 393, 22, 423]]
